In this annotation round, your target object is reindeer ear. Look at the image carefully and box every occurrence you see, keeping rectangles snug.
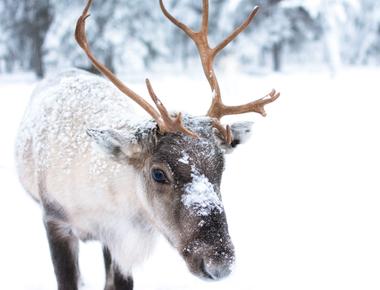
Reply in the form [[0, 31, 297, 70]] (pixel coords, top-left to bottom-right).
[[86, 128, 147, 162], [215, 121, 253, 153]]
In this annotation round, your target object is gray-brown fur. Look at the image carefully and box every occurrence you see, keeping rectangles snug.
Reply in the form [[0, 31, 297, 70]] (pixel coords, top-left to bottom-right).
[[44, 218, 80, 290]]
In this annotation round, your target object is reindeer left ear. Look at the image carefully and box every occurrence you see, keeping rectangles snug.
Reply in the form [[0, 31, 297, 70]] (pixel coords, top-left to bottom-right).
[[86, 128, 148, 162], [215, 121, 253, 153]]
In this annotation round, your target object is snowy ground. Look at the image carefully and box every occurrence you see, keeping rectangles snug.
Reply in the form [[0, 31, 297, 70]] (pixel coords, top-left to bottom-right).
[[0, 67, 380, 290]]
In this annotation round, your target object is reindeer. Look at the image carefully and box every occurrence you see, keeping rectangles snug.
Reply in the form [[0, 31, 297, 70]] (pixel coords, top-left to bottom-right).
[[15, 0, 279, 289]]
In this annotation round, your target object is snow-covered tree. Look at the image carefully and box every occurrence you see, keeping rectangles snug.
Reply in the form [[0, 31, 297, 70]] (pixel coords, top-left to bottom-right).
[[350, 0, 380, 64], [0, 0, 379, 77], [1, 0, 53, 77], [232, 0, 318, 72], [45, 0, 170, 74]]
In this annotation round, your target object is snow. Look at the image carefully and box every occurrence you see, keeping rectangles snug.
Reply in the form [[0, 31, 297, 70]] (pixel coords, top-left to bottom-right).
[[178, 152, 190, 164], [182, 166, 223, 216], [1, 66, 380, 289]]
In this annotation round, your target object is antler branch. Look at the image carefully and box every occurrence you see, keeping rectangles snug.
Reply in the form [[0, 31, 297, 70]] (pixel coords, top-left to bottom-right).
[[77, 0, 279, 144], [75, 0, 196, 137], [160, 0, 279, 144], [208, 89, 281, 120], [160, 0, 221, 102]]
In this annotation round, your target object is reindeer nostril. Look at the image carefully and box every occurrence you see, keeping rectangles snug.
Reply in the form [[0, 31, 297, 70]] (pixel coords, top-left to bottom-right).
[[200, 258, 232, 281], [200, 259, 215, 280]]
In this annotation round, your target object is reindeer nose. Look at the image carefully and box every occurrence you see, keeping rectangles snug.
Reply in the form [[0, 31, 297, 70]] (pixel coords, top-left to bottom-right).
[[201, 258, 233, 280]]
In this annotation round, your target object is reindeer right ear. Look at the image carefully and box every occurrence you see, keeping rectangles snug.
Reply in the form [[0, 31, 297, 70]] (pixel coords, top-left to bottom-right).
[[214, 121, 253, 153], [86, 128, 149, 162]]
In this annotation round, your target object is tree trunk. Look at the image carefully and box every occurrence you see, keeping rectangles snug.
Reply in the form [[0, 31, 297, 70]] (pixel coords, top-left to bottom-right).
[[105, 45, 115, 73], [31, 34, 45, 78], [181, 34, 189, 69], [272, 42, 282, 72], [5, 56, 14, 73], [28, 1, 53, 78]]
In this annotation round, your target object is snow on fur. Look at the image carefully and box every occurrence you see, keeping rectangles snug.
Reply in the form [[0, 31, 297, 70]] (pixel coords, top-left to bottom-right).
[[178, 152, 190, 164], [181, 167, 223, 216], [15, 69, 155, 177]]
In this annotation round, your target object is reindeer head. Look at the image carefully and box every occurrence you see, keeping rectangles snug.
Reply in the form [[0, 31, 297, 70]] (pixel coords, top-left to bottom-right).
[[76, 0, 279, 281]]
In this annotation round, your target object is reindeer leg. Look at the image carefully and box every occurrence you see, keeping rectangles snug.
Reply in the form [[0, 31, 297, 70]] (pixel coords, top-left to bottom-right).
[[103, 246, 114, 289], [43, 217, 80, 290], [114, 268, 133, 290], [103, 246, 134, 290]]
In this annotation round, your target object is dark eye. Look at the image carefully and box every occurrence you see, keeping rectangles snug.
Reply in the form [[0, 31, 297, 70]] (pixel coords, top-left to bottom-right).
[[151, 168, 168, 184]]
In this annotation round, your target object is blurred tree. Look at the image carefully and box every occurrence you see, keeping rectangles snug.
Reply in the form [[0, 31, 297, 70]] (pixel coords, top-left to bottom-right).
[[0, 0, 379, 77], [0, 0, 53, 77], [45, 0, 169, 74], [44, 0, 118, 74], [353, 0, 380, 64], [234, 0, 317, 72]]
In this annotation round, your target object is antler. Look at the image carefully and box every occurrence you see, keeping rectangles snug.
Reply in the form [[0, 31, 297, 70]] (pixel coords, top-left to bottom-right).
[[75, 0, 197, 137], [160, 0, 280, 143]]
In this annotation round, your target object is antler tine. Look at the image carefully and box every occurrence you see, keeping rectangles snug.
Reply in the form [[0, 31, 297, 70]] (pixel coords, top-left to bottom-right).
[[200, 0, 209, 34], [76, 0, 197, 138], [145, 79, 198, 137], [211, 119, 232, 145], [159, 0, 196, 39], [213, 6, 259, 57], [218, 89, 281, 118]]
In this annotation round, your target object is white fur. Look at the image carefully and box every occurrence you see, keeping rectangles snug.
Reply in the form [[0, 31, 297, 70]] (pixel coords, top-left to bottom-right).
[[15, 69, 158, 271]]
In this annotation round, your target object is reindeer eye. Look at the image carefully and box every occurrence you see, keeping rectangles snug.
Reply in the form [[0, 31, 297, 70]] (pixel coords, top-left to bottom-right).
[[151, 169, 168, 184]]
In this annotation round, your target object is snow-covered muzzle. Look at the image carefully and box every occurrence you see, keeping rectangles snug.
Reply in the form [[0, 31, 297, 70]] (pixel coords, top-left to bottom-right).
[[180, 208, 235, 280]]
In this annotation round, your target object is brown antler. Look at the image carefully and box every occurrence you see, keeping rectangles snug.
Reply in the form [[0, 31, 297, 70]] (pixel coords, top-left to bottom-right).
[[75, 0, 197, 137], [160, 0, 280, 143]]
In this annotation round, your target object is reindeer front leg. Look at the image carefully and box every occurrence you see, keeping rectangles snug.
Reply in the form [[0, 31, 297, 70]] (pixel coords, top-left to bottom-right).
[[103, 246, 134, 290], [43, 218, 80, 290]]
